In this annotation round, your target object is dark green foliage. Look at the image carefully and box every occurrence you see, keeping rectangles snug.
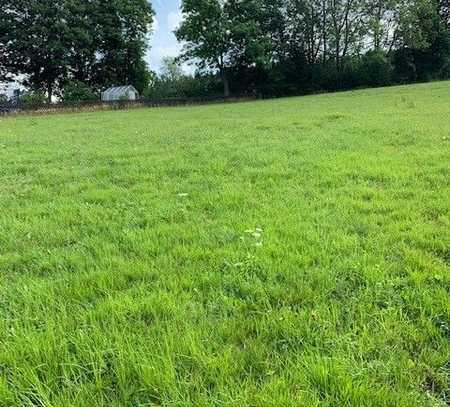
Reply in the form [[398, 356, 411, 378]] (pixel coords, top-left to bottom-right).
[[0, 0, 154, 100], [144, 58, 223, 99], [2, 0, 448, 100], [175, 0, 450, 97], [393, 48, 419, 83], [144, 74, 223, 99], [19, 91, 47, 106], [359, 52, 394, 87], [176, 0, 274, 96], [62, 81, 98, 102], [0, 0, 71, 102], [87, 0, 154, 93], [440, 58, 450, 77]]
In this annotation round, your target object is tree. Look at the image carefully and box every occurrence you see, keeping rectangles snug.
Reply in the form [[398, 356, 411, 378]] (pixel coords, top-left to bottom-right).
[[392, 0, 450, 79], [89, 0, 154, 93], [285, 0, 325, 64], [364, 0, 400, 52], [176, 0, 272, 97], [327, 0, 366, 72], [176, 0, 235, 96], [0, 0, 72, 102], [438, 0, 449, 28], [358, 50, 393, 85], [0, 0, 154, 100], [160, 57, 185, 81], [62, 81, 98, 102]]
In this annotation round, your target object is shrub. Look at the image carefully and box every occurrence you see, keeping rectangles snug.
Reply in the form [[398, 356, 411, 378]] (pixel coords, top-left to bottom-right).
[[143, 74, 222, 100], [62, 81, 98, 102], [20, 91, 47, 105], [439, 58, 450, 79], [392, 49, 418, 83], [359, 52, 393, 87]]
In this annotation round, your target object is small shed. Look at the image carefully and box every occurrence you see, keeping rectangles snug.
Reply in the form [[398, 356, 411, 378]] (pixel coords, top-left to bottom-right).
[[101, 85, 139, 102]]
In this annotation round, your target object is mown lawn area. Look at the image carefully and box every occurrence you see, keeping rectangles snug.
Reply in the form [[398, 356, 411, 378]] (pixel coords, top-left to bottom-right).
[[0, 82, 449, 406]]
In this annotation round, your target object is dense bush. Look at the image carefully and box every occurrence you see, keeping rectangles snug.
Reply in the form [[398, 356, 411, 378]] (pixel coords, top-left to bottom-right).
[[440, 58, 450, 78], [19, 91, 47, 105], [358, 52, 393, 87], [144, 74, 222, 100], [62, 81, 98, 102]]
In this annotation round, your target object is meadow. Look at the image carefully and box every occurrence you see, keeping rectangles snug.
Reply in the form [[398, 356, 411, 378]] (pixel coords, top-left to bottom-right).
[[0, 82, 449, 406]]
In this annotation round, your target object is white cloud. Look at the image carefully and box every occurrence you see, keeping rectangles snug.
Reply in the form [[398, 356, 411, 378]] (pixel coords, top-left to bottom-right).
[[151, 17, 159, 34], [155, 44, 182, 59], [167, 11, 183, 32], [146, 43, 194, 75], [147, 44, 181, 70]]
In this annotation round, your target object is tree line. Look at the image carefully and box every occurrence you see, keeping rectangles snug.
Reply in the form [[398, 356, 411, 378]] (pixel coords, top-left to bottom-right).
[[1, 0, 449, 103], [174, 0, 449, 97]]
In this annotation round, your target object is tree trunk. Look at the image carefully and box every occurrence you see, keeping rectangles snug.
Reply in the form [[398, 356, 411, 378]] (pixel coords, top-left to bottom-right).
[[222, 70, 230, 98], [335, 41, 340, 72], [47, 82, 53, 104], [322, 0, 327, 64]]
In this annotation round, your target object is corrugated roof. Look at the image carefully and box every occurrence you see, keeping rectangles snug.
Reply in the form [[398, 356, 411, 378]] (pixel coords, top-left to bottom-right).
[[102, 85, 138, 98]]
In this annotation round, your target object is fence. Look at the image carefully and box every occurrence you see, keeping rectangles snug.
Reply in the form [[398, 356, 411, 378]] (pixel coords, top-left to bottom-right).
[[0, 95, 259, 117]]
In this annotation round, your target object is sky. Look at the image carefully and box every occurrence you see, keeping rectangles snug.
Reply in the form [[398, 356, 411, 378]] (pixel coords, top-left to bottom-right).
[[147, 0, 185, 73]]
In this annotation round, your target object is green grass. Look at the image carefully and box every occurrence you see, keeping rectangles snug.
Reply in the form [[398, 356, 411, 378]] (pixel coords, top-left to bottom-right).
[[0, 81, 449, 406]]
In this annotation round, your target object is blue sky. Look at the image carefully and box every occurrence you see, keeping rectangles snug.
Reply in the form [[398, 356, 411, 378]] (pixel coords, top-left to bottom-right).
[[147, 0, 184, 72]]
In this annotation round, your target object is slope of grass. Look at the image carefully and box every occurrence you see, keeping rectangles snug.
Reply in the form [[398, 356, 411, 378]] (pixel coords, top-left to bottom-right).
[[0, 82, 449, 406]]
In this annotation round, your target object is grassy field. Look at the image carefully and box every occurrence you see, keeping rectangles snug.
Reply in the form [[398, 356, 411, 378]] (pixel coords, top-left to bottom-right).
[[0, 82, 449, 406]]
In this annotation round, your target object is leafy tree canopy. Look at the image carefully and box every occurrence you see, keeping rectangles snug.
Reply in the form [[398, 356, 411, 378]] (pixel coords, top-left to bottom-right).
[[0, 0, 154, 101]]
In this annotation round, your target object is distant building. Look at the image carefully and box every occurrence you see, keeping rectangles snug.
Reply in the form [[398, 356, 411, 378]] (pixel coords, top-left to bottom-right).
[[101, 85, 139, 102]]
